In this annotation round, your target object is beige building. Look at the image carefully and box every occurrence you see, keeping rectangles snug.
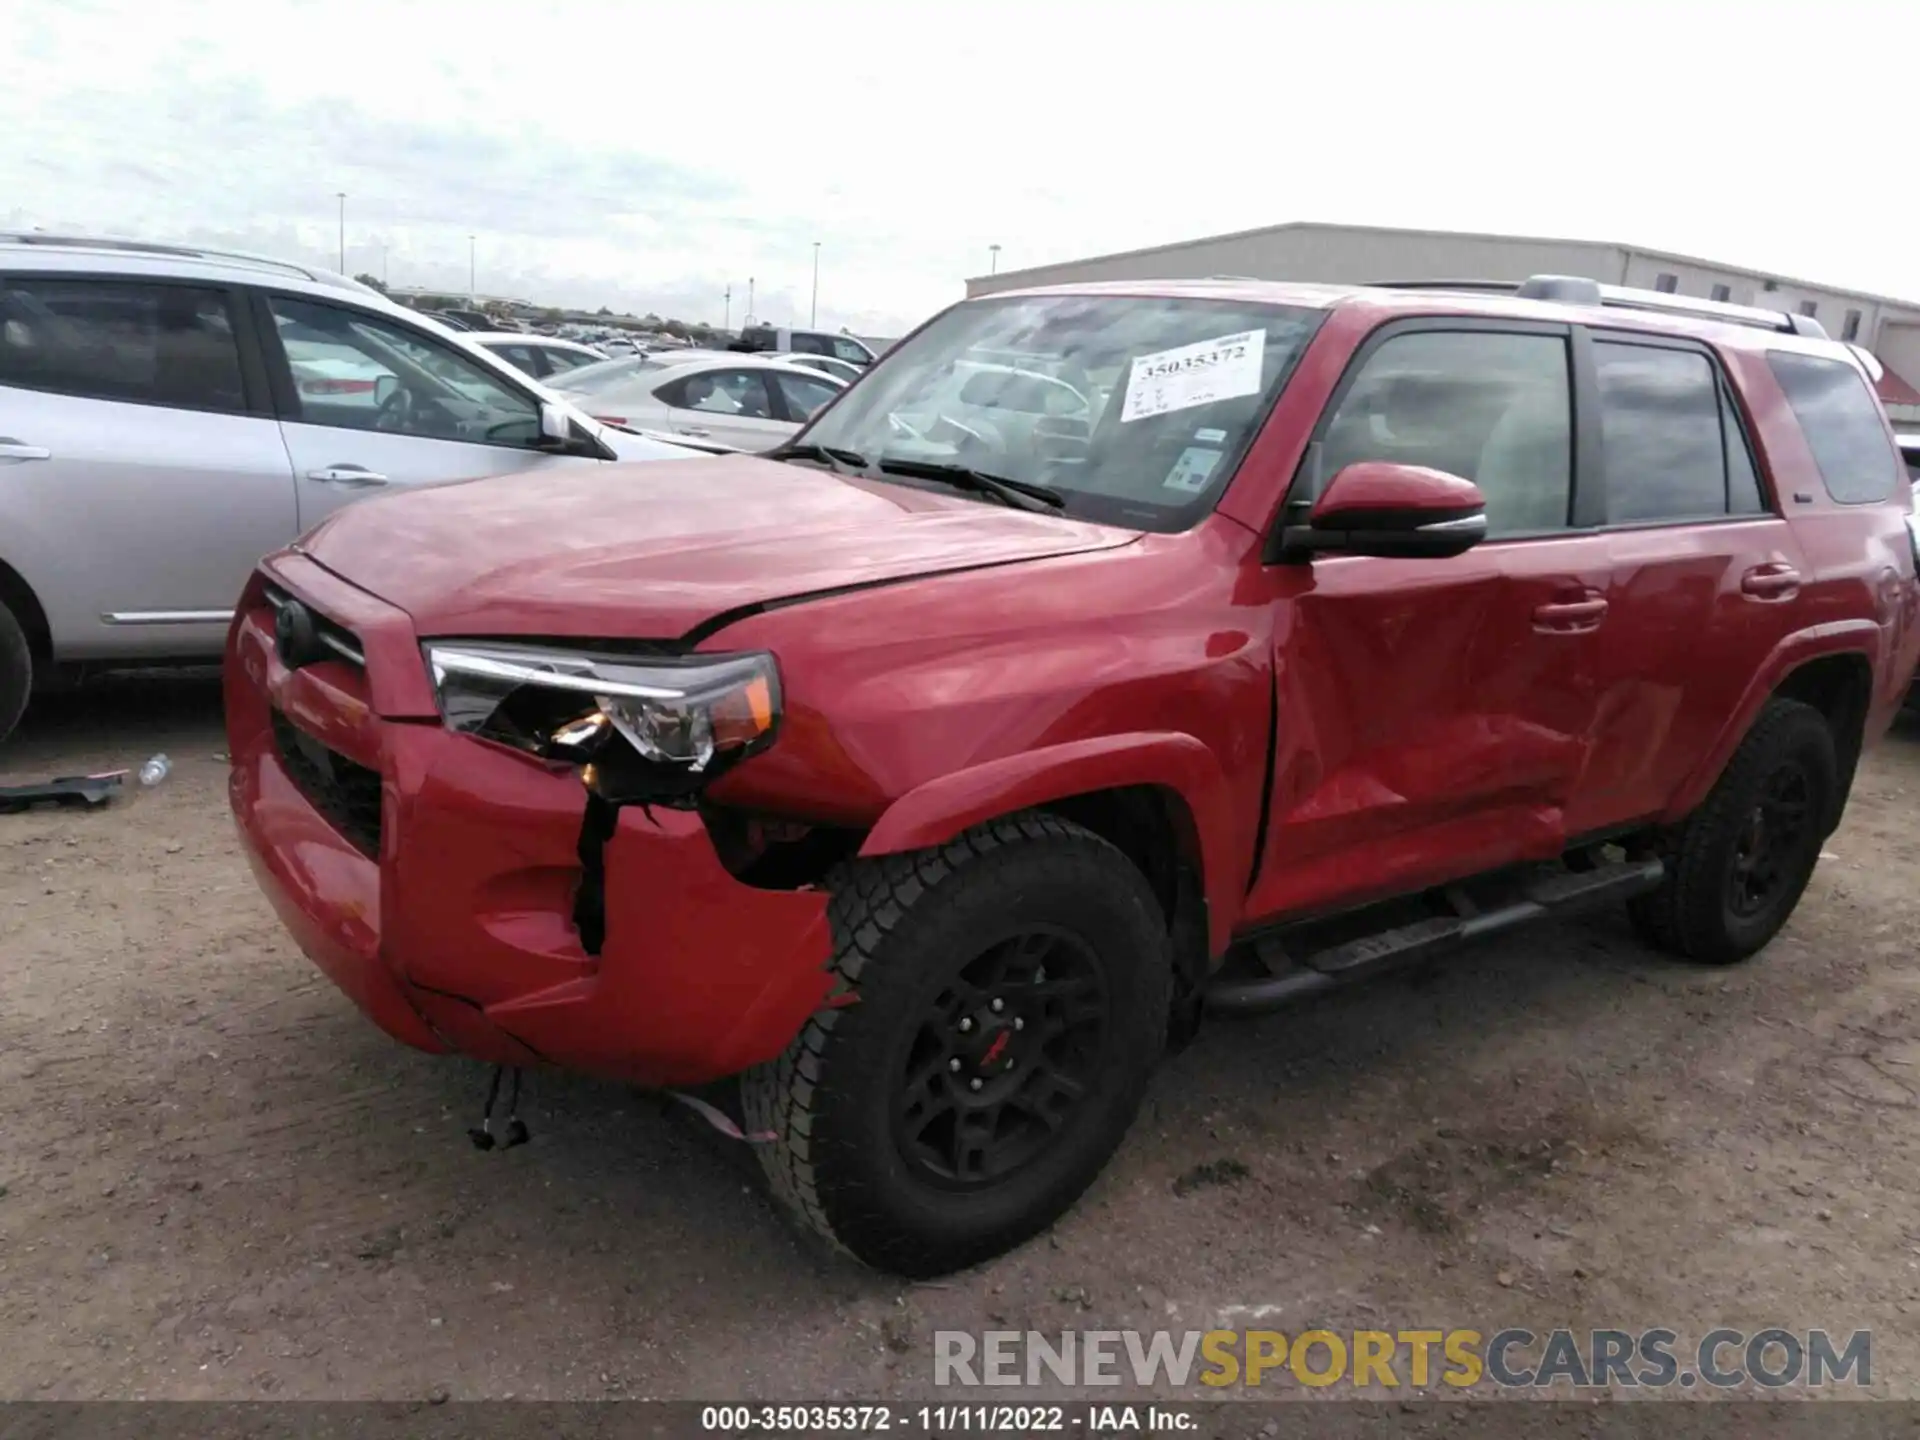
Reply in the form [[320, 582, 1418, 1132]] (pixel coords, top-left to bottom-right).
[[966, 223, 1920, 424]]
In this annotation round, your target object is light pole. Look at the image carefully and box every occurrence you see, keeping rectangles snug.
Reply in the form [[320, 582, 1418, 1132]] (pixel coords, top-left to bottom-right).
[[810, 241, 820, 328], [336, 192, 346, 272], [723, 285, 731, 331], [747, 276, 755, 326], [468, 235, 476, 302], [989, 243, 1001, 275]]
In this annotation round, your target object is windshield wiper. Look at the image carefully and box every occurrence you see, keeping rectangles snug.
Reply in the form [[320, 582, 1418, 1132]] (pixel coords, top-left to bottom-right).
[[872, 458, 1066, 514], [763, 441, 877, 476]]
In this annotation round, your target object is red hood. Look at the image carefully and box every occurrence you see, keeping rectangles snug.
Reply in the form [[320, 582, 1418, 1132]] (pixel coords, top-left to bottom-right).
[[296, 455, 1140, 640]]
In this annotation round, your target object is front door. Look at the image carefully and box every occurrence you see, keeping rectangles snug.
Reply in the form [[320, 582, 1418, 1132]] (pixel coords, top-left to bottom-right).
[[0, 273, 296, 659], [257, 292, 594, 531], [1248, 322, 1618, 921]]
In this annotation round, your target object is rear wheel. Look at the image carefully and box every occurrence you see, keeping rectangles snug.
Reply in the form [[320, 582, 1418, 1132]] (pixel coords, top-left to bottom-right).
[[0, 601, 31, 745], [743, 814, 1170, 1277], [1628, 698, 1836, 965]]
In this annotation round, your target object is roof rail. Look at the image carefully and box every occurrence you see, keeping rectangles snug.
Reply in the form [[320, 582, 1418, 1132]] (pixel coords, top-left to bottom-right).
[[1368, 279, 1521, 294], [1369, 274, 1830, 339], [0, 231, 374, 293]]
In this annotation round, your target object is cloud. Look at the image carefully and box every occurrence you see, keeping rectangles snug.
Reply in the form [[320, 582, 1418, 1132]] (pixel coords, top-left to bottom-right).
[[5, 0, 1917, 336]]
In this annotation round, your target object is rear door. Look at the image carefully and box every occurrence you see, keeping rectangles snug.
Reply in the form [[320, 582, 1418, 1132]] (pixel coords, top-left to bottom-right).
[[256, 292, 599, 530], [1250, 321, 1620, 919], [1575, 333, 1805, 830], [0, 272, 295, 660]]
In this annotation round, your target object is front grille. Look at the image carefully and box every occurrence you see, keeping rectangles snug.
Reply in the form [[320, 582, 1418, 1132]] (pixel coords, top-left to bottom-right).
[[271, 711, 383, 857]]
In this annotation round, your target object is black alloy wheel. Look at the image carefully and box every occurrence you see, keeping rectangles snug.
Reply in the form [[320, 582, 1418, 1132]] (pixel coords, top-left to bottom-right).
[[891, 928, 1109, 1190]]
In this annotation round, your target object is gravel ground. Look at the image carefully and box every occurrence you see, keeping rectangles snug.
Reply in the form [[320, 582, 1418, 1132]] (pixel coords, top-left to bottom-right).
[[2, 677, 1918, 1405]]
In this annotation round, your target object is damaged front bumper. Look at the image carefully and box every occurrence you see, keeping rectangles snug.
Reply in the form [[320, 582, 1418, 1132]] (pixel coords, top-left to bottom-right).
[[225, 555, 836, 1088]]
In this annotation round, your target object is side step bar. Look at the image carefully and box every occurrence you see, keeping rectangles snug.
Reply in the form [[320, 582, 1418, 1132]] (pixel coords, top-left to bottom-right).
[[1205, 857, 1666, 1016]]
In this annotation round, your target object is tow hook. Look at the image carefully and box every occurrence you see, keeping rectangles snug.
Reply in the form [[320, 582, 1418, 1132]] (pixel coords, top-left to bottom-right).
[[468, 1064, 530, 1151]]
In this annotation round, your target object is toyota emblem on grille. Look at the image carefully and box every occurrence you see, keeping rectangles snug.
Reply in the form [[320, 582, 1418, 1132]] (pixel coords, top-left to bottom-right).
[[274, 598, 324, 671]]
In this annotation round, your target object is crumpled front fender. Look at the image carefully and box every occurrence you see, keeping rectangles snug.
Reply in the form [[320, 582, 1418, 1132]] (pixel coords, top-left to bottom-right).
[[858, 731, 1244, 954]]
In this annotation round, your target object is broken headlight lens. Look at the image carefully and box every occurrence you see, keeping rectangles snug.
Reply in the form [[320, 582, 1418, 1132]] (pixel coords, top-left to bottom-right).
[[423, 642, 780, 796]]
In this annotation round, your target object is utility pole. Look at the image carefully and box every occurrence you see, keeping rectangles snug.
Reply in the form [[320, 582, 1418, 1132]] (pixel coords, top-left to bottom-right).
[[336, 192, 346, 271], [989, 243, 1001, 275], [468, 234, 476, 302], [810, 241, 820, 328], [723, 285, 731, 331]]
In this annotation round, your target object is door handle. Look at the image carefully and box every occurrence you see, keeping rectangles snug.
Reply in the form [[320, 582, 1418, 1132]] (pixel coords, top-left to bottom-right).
[[674, 426, 712, 438], [306, 465, 390, 487], [1741, 564, 1801, 599], [1532, 597, 1609, 632], [0, 438, 51, 462]]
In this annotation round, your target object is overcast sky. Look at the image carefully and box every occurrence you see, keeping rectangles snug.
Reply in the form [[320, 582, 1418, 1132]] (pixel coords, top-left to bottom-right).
[[4, 0, 1913, 336]]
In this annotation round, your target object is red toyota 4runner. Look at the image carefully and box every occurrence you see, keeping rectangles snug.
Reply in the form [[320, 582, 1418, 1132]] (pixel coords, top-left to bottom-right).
[[227, 275, 1920, 1276]]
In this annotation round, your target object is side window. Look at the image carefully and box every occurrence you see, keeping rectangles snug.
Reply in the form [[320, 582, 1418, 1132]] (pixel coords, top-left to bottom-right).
[[542, 348, 593, 375], [268, 295, 542, 448], [491, 344, 542, 375], [831, 337, 870, 364], [769, 370, 841, 421], [0, 276, 246, 413], [663, 369, 773, 418], [1314, 329, 1573, 537], [1766, 351, 1902, 505], [787, 331, 834, 356], [1593, 342, 1729, 522]]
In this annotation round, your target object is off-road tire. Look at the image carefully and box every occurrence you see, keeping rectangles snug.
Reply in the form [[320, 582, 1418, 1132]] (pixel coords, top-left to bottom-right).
[[1627, 698, 1836, 965], [0, 601, 31, 746], [742, 813, 1171, 1277]]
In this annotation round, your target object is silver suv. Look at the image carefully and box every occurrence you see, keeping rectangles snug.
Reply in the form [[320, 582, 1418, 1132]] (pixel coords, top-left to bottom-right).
[[0, 234, 696, 742]]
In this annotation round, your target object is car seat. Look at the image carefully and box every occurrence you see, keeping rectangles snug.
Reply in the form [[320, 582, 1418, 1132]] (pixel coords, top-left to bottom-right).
[[1471, 383, 1572, 535]]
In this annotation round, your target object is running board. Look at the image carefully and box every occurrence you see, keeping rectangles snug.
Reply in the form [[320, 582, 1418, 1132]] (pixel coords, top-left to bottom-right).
[[1205, 857, 1666, 1016]]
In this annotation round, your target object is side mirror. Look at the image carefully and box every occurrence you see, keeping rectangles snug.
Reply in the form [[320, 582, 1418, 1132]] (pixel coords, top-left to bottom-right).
[[538, 401, 572, 444], [1286, 462, 1487, 560], [373, 373, 399, 408]]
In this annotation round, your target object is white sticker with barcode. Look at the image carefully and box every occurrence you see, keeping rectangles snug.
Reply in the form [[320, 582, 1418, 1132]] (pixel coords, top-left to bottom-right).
[[1121, 329, 1265, 423], [1162, 446, 1223, 493]]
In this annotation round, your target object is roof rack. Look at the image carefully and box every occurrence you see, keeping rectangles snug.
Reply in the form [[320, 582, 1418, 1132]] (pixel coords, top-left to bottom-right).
[[0, 231, 372, 292], [1369, 274, 1830, 339]]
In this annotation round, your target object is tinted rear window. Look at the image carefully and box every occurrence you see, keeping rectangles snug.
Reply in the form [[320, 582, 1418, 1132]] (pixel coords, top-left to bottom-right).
[[0, 276, 247, 412], [1766, 352, 1901, 504]]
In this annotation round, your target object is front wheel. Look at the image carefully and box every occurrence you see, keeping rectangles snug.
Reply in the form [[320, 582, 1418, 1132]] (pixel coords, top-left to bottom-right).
[[1628, 698, 1837, 965], [743, 814, 1171, 1277], [0, 600, 32, 745]]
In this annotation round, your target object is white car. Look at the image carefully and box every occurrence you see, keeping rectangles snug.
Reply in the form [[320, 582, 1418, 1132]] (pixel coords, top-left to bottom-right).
[[780, 353, 865, 385], [465, 332, 607, 382], [564, 355, 847, 450], [0, 231, 704, 742]]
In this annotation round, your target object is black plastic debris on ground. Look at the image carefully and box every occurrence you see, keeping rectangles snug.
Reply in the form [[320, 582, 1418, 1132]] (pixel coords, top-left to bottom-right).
[[0, 770, 127, 814]]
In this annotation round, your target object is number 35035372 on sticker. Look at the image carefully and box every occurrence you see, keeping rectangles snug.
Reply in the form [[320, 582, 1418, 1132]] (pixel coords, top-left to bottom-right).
[[1122, 329, 1266, 424]]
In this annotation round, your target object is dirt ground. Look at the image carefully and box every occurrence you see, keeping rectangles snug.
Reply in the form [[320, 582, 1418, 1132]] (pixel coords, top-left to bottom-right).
[[2, 676, 1918, 1405]]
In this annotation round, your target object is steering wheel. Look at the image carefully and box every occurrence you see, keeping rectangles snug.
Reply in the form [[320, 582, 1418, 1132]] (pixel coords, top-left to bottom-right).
[[374, 384, 414, 433]]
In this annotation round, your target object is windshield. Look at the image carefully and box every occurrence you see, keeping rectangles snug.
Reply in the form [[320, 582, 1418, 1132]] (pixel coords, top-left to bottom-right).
[[792, 294, 1322, 528]]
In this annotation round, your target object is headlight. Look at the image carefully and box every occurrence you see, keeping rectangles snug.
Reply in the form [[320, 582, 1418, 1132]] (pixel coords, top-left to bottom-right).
[[423, 641, 780, 800]]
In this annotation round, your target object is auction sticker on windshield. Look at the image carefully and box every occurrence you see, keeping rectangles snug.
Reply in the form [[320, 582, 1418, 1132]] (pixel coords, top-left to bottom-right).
[[1122, 329, 1265, 423]]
